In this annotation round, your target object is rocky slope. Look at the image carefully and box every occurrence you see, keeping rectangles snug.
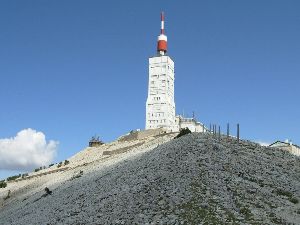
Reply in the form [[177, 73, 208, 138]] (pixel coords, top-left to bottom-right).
[[0, 132, 299, 225]]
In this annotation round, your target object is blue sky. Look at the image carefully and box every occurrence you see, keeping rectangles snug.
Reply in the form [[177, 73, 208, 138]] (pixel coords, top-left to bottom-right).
[[0, 1, 299, 179]]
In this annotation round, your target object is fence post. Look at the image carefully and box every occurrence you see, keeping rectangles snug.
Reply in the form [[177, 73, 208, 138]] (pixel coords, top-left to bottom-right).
[[215, 125, 217, 136], [218, 126, 221, 141], [209, 124, 211, 133], [227, 123, 229, 138], [237, 123, 240, 143]]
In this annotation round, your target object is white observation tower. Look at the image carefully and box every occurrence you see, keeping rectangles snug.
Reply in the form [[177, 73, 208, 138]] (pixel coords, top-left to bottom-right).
[[146, 12, 176, 131]]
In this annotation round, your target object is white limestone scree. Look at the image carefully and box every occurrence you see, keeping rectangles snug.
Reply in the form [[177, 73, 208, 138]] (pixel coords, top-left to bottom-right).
[[146, 55, 177, 131]]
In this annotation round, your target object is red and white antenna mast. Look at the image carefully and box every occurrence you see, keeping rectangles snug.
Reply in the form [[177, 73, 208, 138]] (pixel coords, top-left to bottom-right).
[[157, 12, 167, 55]]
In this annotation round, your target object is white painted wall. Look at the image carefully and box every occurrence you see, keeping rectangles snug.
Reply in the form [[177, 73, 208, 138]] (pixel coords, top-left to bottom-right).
[[270, 142, 300, 157], [176, 116, 206, 133], [291, 146, 300, 156], [146, 55, 176, 130]]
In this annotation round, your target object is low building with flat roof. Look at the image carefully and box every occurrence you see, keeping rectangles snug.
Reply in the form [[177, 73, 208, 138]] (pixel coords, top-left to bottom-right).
[[269, 140, 300, 156]]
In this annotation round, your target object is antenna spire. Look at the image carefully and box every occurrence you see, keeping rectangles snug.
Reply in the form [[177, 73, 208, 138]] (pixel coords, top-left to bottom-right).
[[157, 12, 168, 55], [161, 12, 165, 34]]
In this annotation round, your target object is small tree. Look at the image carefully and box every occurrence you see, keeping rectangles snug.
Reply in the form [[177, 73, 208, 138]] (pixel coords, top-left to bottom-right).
[[175, 127, 192, 139], [21, 173, 28, 178], [6, 174, 21, 181], [0, 181, 7, 188]]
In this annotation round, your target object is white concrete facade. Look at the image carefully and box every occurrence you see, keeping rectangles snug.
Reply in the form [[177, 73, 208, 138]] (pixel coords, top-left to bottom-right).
[[146, 55, 176, 130], [175, 115, 207, 133], [269, 141, 300, 157], [145, 55, 206, 133]]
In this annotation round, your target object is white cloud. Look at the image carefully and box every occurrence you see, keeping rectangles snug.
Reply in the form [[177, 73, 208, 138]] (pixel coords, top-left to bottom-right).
[[0, 129, 58, 170]]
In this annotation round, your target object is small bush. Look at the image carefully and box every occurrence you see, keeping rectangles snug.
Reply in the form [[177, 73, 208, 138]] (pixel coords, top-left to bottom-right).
[[0, 181, 7, 188], [34, 166, 45, 172], [64, 160, 70, 166], [7, 174, 21, 181], [21, 173, 28, 178], [175, 128, 191, 139], [276, 189, 298, 204], [57, 162, 62, 168], [48, 164, 54, 168], [276, 189, 293, 198], [44, 187, 52, 195], [290, 197, 299, 204]]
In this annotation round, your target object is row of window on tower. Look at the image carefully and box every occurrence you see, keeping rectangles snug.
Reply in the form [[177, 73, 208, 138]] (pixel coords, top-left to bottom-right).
[[149, 119, 166, 124], [148, 112, 165, 117], [151, 80, 169, 84], [149, 65, 174, 73], [147, 102, 168, 107]]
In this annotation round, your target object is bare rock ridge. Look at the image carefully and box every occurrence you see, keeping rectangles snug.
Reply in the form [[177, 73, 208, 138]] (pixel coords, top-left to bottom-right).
[[0, 132, 300, 225]]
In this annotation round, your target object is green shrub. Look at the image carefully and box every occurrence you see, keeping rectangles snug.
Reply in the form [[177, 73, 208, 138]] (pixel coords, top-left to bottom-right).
[[48, 164, 54, 168], [0, 181, 7, 188], [276, 189, 298, 204], [175, 127, 191, 139], [6, 174, 21, 181], [290, 197, 299, 204], [276, 189, 293, 198], [57, 162, 62, 168], [64, 160, 70, 166], [21, 173, 28, 178]]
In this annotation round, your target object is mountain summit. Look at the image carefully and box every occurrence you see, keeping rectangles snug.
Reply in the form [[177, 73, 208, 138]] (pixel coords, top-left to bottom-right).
[[0, 131, 299, 224]]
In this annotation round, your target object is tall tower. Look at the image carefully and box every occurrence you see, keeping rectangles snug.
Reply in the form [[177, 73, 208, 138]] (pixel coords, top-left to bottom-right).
[[146, 12, 176, 130]]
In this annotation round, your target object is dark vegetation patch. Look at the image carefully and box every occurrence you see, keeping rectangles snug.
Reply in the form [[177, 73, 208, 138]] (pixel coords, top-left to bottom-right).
[[275, 189, 299, 204], [34, 166, 46, 172], [6, 174, 21, 181], [0, 180, 7, 188], [174, 128, 191, 139]]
